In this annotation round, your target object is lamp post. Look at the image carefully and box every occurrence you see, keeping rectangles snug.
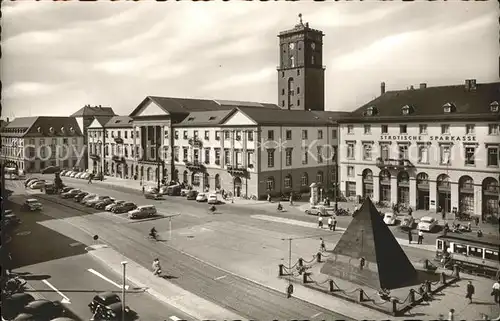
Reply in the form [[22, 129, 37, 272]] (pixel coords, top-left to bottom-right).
[[167, 213, 181, 241], [97, 140, 103, 179], [120, 261, 127, 321], [156, 141, 161, 191]]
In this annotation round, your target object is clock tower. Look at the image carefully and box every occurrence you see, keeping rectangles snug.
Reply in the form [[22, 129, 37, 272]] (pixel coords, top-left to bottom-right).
[[277, 14, 325, 111]]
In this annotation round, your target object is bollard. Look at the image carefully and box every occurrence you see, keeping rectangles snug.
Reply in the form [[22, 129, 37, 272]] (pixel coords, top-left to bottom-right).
[[279, 264, 284, 277], [329, 280, 335, 292], [440, 272, 446, 284], [302, 272, 309, 284], [453, 264, 460, 279], [358, 289, 364, 302], [391, 298, 398, 315], [316, 252, 322, 263], [425, 280, 431, 293], [423, 259, 429, 270], [409, 289, 415, 304], [298, 258, 303, 267]]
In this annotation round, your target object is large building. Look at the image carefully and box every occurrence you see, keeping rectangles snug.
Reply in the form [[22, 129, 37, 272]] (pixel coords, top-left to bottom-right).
[[337, 80, 500, 219], [1, 117, 85, 172]]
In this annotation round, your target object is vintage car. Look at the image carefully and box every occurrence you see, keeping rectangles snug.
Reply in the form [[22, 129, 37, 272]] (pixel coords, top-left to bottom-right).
[[21, 199, 43, 211], [80, 193, 97, 204], [95, 198, 116, 210], [305, 205, 333, 216], [24, 178, 39, 187], [383, 212, 397, 225], [88, 292, 134, 321], [19, 299, 65, 321], [41, 166, 60, 174], [2, 293, 35, 320], [196, 193, 208, 202], [4, 212, 21, 228], [85, 196, 111, 207], [112, 202, 137, 214], [400, 215, 415, 229], [44, 184, 58, 195], [186, 190, 198, 200], [127, 205, 157, 219], [73, 192, 89, 202], [207, 193, 219, 205], [29, 180, 46, 190], [105, 200, 125, 212], [418, 216, 438, 232], [61, 189, 81, 199], [144, 192, 163, 200]]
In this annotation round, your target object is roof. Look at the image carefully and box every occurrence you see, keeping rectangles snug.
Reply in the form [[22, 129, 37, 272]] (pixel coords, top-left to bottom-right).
[[176, 110, 234, 127], [345, 81, 500, 122], [104, 116, 133, 128], [2, 117, 83, 137], [320, 198, 417, 290], [94, 116, 114, 127], [437, 232, 500, 248], [236, 107, 346, 126], [71, 105, 116, 117], [129, 96, 279, 117]]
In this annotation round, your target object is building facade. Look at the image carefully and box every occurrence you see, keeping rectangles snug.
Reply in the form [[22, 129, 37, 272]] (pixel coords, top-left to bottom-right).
[[1, 117, 85, 172], [338, 80, 500, 219]]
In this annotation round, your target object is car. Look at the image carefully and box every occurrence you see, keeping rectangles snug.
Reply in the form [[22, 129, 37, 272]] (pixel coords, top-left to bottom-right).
[[61, 189, 81, 199], [50, 318, 77, 321], [74, 173, 83, 179], [113, 202, 137, 214], [280, 192, 302, 201], [4, 212, 21, 227], [69, 172, 78, 178], [186, 190, 198, 200], [159, 186, 169, 195], [128, 205, 157, 219], [95, 198, 115, 210], [105, 200, 124, 211], [82, 173, 91, 179], [73, 192, 89, 202], [29, 180, 46, 189], [21, 299, 65, 320], [305, 205, 330, 216], [89, 292, 133, 321], [44, 184, 57, 195], [41, 166, 60, 174], [63, 171, 73, 177], [196, 193, 208, 202], [60, 187, 73, 194], [144, 192, 163, 200], [400, 215, 415, 229], [417, 216, 438, 232], [383, 212, 397, 225], [86, 196, 111, 207], [166, 185, 181, 196], [21, 199, 43, 211], [207, 193, 219, 205], [2, 293, 36, 320], [80, 193, 97, 204], [59, 170, 68, 176], [180, 189, 192, 197], [24, 178, 38, 187], [145, 186, 158, 194]]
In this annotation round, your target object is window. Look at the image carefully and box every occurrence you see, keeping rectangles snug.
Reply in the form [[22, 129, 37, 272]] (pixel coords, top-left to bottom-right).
[[63, 138, 68, 145], [224, 131, 230, 140], [297, 100, 300, 106], [399, 125, 407, 134], [317, 130, 323, 139], [286, 130, 292, 140], [346, 182, 356, 197], [215, 131, 221, 140], [267, 177, 275, 191], [441, 124, 450, 134], [316, 171, 323, 184], [402, 106, 410, 115], [183, 131, 188, 139], [193, 131, 198, 139], [236, 131, 241, 141], [381, 125, 388, 134], [297, 86, 300, 94], [466, 124, 475, 135], [347, 143, 355, 159], [347, 166, 354, 177], [364, 125, 371, 134], [267, 130, 274, 140], [281, 100, 285, 107], [285, 148, 292, 166], [317, 146, 323, 163], [247, 151, 254, 167], [465, 147, 475, 166], [174, 131, 179, 139], [418, 145, 429, 163], [183, 147, 188, 161], [485, 249, 499, 261], [248, 131, 254, 141], [441, 145, 451, 164], [332, 129, 337, 138], [224, 149, 230, 165], [284, 175, 292, 189], [399, 145, 409, 159], [235, 151, 242, 165], [419, 124, 427, 134], [131, 131, 134, 139], [174, 147, 179, 161], [204, 131, 209, 140], [302, 130, 308, 140], [488, 124, 499, 135], [363, 144, 372, 160], [281, 89, 285, 95], [302, 147, 308, 164], [215, 149, 221, 165], [204, 149, 210, 164], [301, 173, 308, 186], [111, 131, 114, 137], [488, 147, 498, 166], [347, 125, 354, 134], [267, 149, 275, 168], [125, 131, 128, 139], [491, 101, 499, 112], [453, 243, 467, 255]]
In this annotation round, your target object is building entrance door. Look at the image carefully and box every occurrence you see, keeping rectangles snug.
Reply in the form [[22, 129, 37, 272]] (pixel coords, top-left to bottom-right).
[[234, 177, 242, 197], [398, 187, 409, 206], [438, 192, 451, 213], [417, 190, 430, 210]]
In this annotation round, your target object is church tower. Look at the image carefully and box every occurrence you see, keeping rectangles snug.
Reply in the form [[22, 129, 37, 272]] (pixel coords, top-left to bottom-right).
[[277, 14, 325, 111]]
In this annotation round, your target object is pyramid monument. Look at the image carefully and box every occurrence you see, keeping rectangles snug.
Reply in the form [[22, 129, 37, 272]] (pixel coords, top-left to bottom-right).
[[320, 198, 417, 290]]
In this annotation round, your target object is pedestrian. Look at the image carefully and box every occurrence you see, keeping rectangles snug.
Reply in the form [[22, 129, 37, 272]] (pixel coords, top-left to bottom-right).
[[466, 281, 474, 303], [267, 193, 272, 202], [318, 216, 323, 228], [152, 258, 162, 276], [408, 207, 413, 216], [441, 208, 446, 221], [492, 280, 500, 303], [418, 230, 424, 244], [408, 229, 413, 244], [286, 283, 294, 298], [332, 217, 337, 231], [142, 186, 145, 194], [474, 216, 479, 226], [88, 173, 93, 184], [320, 238, 326, 252], [448, 308, 455, 321], [327, 217, 333, 230]]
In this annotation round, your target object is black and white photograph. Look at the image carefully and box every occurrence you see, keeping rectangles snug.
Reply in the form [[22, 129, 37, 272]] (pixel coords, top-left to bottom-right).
[[1, 1, 499, 320]]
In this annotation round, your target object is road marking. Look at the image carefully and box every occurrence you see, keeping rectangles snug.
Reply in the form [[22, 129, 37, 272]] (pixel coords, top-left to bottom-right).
[[42, 280, 71, 304], [311, 312, 322, 318], [69, 242, 82, 247], [88, 268, 130, 290], [16, 231, 31, 236], [170, 316, 182, 321], [214, 275, 227, 280]]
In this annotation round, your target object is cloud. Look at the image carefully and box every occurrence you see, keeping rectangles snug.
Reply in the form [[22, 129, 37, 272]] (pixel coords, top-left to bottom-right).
[[3, 82, 63, 99], [201, 67, 275, 92]]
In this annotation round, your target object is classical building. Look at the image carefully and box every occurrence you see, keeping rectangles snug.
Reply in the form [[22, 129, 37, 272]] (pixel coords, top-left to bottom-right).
[[337, 80, 500, 218], [0, 117, 84, 172]]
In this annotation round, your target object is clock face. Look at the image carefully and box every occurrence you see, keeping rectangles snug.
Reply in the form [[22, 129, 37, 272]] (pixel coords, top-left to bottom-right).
[[311, 43, 316, 50], [289, 43, 295, 50]]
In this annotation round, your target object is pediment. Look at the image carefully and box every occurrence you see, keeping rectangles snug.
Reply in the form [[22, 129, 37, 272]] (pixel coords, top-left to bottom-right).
[[222, 111, 257, 126], [136, 100, 169, 117], [88, 118, 103, 129]]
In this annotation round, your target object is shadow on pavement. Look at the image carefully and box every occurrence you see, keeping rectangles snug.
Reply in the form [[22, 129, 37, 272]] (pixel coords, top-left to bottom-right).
[[22, 274, 51, 281]]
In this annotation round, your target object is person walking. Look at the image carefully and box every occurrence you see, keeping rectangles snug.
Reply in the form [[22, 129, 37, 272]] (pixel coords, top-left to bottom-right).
[[408, 206, 413, 216], [88, 173, 93, 184], [466, 281, 475, 304], [492, 280, 500, 303], [408, 229, 413, 244], [448, 308, 455, 321], [142, 185, 145, 194], [327, 217, 333, 230], [332, 217, 337, 231], [152, 258, 162, 276], [474, 216, 479, 227], [320, 238, 326, 252], [417, 230, 424, 244], [318, 216, 323, 228]]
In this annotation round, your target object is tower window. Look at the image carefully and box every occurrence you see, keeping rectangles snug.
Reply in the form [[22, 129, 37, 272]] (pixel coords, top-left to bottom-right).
[[311, 56, 315, 65], [297, 87, 300, 94], [297, 100, 300, 106], [297, 70, 300, 76], [281, 100, 285, 107], [281, 89, 285, 95], [282, 72, 284, 78], [290, 56, 295, 68]]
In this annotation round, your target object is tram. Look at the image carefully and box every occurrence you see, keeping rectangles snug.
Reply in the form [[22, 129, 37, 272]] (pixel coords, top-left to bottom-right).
[[435, 233, 500, 280]]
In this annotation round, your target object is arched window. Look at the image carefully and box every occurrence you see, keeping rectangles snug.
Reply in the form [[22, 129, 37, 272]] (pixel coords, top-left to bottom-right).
[[459, 176, 474, 190], [437, 174, 450, 189], [379, 170, 390, 183], [284, 174, 292, 189], [301, 172, 308, 186], [362, 169, 373, 181], [417, 173, 429, 186], [316, 171, 323, 184], [398, 171, 409, 184], [266, 177, 275, 191]]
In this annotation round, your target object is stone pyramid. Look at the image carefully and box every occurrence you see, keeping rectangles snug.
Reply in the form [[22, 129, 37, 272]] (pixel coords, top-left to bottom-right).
[[320, 198, 417, 290]]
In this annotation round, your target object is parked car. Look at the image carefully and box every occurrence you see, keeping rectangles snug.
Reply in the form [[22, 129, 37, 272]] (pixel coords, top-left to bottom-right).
[[2, 293, 35, 320], [29, 180, 46, 189], [59, 170, 68, 176], [305, 205, 331, 216], [80, 194, 97, 204], [196, 193, 208, 202], [21, 199, 43, 211], [159, 186, 169, 195], [180, 189, 191, 197], [88, 292, 133, 321], [4, 212, 21, 227], [50, 318, 77, 321], [69, 172, 78, 178], [63, 171, 73, 177], [60, 187, 73, 194], [41, 166, 60, 174], [383, 212, 397, 225], [144, 193, 163, 200], [145, 186, 158, 194], [20, 299, 65, 320], [400, 215, 415, 229], [61, 189, 81, 199], [105, 200, 125, 212], [74, 192, 89, 202], [95, 198, 115, 210], [417, 216, 438, 232], [45, 184, 57, 195], [113, 202, 137, 214], [166, 185, 181, 196], [186, 190, 198, 200], [128, 205, 157, 219], [24, 178, 38, 187], [82, 173, 91, 180], [86, 196, 111, 207], [207, 193, 219, 205]]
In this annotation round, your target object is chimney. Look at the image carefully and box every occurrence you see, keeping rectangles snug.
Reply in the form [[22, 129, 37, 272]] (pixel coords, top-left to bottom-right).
[[465, 79, 477, 91], [419, 83, 427, 89], [380, 82, 386, 95]]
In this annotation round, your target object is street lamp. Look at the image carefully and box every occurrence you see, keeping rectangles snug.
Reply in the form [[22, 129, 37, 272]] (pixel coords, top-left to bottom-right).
[[156, 141, 161, 191], [120, 261, 127, 321], [97, 140, 103, 178], [167, 213, 181, 241]]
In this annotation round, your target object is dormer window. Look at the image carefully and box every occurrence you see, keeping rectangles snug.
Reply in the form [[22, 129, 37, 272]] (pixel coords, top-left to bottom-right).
[[490, 101, 499, 112], [49, 127, 55, 134], [366, 106, 377, 116], [443, 102, 454, 113], [402, 105, 412, 115], [187, 117, 195, 121], [37, 127, 42, 133], [69, 127, 75, 134], [60, 127, 65, 134]]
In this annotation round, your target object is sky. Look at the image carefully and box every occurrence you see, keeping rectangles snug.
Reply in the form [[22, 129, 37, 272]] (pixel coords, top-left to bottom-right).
[[1, 1, 498, 118]]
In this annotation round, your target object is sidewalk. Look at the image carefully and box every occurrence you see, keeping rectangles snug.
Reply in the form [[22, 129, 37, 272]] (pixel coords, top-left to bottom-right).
[[85, 244, 245, 321]]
